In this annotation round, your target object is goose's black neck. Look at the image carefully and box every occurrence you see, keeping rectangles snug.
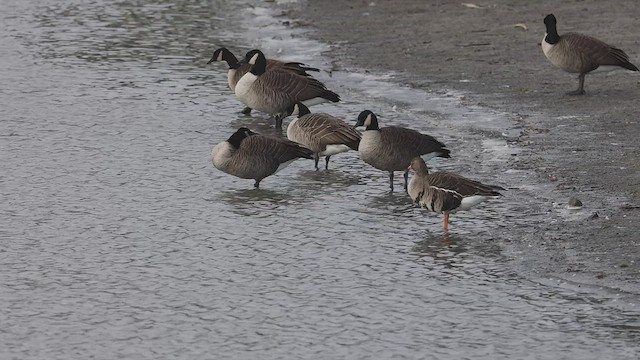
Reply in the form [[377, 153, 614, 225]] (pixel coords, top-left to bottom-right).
[[356, 110, 380, 131], [365, 113, 380, 131], [297, 102, 311, 117], [220, 49, 241, 69], [249, 52, 267, 76], [543, 14, 560, 44]]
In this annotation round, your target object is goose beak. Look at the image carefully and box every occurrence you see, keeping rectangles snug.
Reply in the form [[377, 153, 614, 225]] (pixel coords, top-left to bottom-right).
[[206, 58, 215, 64]]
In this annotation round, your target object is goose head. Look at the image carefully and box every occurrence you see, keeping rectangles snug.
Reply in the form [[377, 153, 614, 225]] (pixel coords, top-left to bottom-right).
[[227, 127, 256, 149], [208, 48, 241, 69], [243, 49, 262, 64], [408, 157, 430, 176], [354, 110, 380, 130], [543, 14, 557, 28], [245, 49, 268, 75], [543, 14, 560, 44]]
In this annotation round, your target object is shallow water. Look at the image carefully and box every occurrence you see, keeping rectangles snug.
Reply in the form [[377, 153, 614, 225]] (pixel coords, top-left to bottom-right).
[[1, 0, 639, 359]]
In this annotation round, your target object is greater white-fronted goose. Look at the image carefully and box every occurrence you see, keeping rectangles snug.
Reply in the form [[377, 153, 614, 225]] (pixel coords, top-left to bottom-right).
[[285, 102, 361, 170], [542, 14, 639, 95], [207, 48, 319, 114], [211, 127, 313, 188], [407, 157, 504, 233], [235, 50, 340, 129], [354, 110, 451, 192]]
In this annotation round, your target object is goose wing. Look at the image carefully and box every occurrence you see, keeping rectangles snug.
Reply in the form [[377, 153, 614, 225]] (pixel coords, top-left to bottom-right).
[[409, 177, 463, 213], [267, 59, 320, 76], [296, 114, 361, 149], [381, 127, 451, 158], [561, 33, 634, 69], [259, 70, 339, 103], [242, 135, 314, 165], [427, 172, 503, 197]]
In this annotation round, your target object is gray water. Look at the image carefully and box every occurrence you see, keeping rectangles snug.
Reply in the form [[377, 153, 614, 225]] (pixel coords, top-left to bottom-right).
[[1, 0, 639, 359]]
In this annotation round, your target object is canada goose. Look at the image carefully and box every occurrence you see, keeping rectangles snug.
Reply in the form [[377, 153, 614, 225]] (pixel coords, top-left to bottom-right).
[[542, 14, 639, 95], [235, 50, 340, 129], [407, 157, 504, 233], [354, 110, 451, 192], [207, 48, 320, 114], [285, 102, 361, 170], [243, 49, 319, 75], [211, 127, 313, 188]]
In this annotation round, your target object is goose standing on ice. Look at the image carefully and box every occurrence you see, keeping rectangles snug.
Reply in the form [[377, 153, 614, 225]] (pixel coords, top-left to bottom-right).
[[354, 110, 450, 192], [211, 127, 313, 188], [286, 102, 360, 170], [542, 13, 639, 95], [407, 157, 504, 233], [235, 50, 340, 129], [207, 47, 319, 114]]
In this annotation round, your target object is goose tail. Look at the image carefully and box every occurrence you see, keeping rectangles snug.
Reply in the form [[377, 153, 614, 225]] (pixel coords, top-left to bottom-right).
[[322, 89, 341, 103]]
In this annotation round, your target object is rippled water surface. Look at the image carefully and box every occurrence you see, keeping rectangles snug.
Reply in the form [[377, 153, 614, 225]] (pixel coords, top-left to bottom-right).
[[1, 0, 639, 359]]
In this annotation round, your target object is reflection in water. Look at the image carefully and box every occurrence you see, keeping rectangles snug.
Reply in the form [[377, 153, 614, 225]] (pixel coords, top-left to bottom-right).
[[296, 168, 364, 189], [1, 0, 639, 359], [228, 112, 283, 135], [215, 187, 296, 217]]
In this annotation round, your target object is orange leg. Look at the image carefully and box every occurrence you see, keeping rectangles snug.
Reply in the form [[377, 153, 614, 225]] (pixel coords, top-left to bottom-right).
[[443, 212, 450, 233]]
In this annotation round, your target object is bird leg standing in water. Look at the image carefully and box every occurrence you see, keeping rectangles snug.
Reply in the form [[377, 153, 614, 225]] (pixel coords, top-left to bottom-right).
[[403, 169, 409, 191], [443, 212, 450, 233], [314, 154, 320, 171], [274, 114, 283, 130]]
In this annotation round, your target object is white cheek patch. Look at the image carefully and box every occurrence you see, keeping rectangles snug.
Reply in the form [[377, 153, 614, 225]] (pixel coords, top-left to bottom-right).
[[364, 114, 372, 127], [249, 53, 260, 65], [217, 52, 223, 61]]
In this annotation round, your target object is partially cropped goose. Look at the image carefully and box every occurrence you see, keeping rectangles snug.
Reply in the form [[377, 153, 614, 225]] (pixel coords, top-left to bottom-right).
[[354, 110, 451, 192], [243, 49, 319, 75], [207, 48, 319, 114], [285, 102, 361, 170], [211, 127, 313, 188], [542, 14, 639, 95], [235, 50, 340, 129], [407, 157, 504, 233]]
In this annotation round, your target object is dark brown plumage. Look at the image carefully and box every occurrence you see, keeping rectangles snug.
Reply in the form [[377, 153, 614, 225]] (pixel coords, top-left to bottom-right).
[[542, 14, 639, 95], [235, 50, 340, 129], [354, 110, 451, 191], [207, 48, 320, 114], [286, 102, 361, 170], [408, 157, 503, 233], [211, 127, 313, 188]]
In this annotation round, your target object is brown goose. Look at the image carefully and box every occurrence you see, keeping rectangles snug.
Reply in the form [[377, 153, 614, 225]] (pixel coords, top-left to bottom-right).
[[354, 110, 450, 192], [207, 48, 319, 114], [235, 50, 340, 129], [243, 49, 319, 75], [407, 157, 504, 233], [542, 14, 639, 95], [211, 127, 313, 188], [285, 102, 361, 170]]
